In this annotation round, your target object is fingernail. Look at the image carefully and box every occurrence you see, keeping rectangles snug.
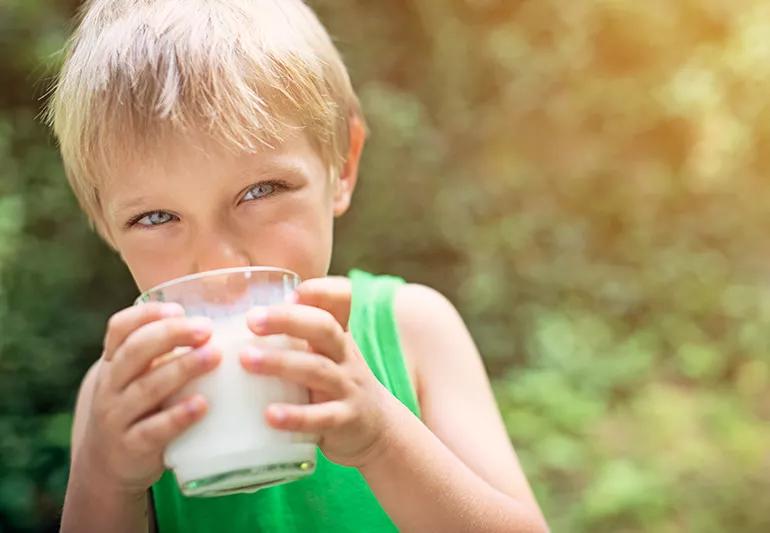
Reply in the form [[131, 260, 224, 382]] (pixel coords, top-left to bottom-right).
[[196, 346, 217, 366], [248, 308, 268, 329], [188, 317, 212, 339], [286, 292, 299, 304], [243, 346, 263, 367], [161, 303, 185, 317], [185, 396, 205, 415], [271, 406, 286, 423]]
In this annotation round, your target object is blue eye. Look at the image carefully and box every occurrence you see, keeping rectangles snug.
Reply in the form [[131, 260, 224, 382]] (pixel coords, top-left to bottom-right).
[[130, 210, 176, 228], [242, 182, 277, 201], [124, 180, 288, 230]]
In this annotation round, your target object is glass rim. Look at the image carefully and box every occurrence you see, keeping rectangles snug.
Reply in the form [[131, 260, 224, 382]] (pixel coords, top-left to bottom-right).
[[134, 266, 301, 304]]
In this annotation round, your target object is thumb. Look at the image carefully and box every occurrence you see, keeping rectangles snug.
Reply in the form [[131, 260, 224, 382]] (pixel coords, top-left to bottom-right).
[[294, 276, 352, 330]]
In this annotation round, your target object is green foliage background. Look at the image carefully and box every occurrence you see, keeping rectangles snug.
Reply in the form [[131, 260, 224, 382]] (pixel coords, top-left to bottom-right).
[[2, 1, 769, 531]]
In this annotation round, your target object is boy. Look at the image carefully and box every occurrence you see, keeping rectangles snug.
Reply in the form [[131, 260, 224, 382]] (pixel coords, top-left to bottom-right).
[[46, 0, 548, 531]]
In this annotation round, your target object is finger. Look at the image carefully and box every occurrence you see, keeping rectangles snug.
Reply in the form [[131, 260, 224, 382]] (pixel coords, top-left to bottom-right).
[[265, 401, 353, 433], [246, 305, 345, 362], [240, 346, 347, 396], [123, 394, 208, 455], [120, 345, 222, 426], [110, 316, 213, 390], [102, 302, 186, 361], [294, 277, 352, 330]]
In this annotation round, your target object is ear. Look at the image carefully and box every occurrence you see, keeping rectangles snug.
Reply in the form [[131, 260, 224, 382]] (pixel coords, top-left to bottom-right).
[[333, 114, 367, 217]]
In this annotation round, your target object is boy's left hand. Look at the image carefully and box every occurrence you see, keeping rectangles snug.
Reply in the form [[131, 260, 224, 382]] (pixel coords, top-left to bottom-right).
[[240, 276, 393, 468]]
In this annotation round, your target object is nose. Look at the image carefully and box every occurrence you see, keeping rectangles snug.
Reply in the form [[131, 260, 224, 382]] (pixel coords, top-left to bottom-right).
[[192, 225, 252, 274]]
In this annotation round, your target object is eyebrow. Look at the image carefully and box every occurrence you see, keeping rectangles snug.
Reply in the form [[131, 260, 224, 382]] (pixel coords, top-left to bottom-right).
[[113, 196, 151, 214]]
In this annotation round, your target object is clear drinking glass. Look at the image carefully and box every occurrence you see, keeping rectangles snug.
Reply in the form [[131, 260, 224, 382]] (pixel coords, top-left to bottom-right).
[[135, 266, 317, 497]]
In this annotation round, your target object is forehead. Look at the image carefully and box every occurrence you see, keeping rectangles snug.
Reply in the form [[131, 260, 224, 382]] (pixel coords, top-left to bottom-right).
[[101, 126, 327, 210]]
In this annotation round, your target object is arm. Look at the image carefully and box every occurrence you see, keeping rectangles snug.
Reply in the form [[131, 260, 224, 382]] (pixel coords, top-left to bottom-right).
[[61, 303, 218, 533], [357, 284, 547, 532], [61, 361, 149, 533], [242, 278, 548, 532]]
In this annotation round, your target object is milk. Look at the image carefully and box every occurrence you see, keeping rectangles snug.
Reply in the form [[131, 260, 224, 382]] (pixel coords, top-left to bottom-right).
[[163, 313, 317, 496]]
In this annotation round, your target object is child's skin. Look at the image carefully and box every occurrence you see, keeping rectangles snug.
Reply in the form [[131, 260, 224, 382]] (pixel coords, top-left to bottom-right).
[[60, 118, 548, 532]]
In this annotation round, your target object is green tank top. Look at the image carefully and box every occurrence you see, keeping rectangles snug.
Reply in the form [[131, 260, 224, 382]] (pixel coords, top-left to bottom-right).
[[150, 269, 420, 532]]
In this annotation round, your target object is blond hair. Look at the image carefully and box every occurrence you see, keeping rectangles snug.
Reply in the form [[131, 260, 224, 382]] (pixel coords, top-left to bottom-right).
[[45, 0, 362, 244]]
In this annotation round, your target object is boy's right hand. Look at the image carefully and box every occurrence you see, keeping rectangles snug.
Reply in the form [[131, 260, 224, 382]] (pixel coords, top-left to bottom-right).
[[76, 302, 221, 495]]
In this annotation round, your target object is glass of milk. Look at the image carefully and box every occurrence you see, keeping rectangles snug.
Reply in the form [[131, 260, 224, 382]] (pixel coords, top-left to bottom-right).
[[135, 266, 317, 497]]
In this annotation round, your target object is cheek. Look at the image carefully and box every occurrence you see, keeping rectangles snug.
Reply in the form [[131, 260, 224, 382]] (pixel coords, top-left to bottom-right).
[[120, 239, 188, 292], [242, 198, 334, 280]]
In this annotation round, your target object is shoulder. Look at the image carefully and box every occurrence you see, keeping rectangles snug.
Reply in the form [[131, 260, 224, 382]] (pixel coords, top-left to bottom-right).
[[347, 272, 461, 332], [393, 283, 476, 399], [393, 283, 463, 333]]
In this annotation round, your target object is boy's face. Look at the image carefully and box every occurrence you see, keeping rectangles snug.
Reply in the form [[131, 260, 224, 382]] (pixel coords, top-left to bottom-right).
[[99, 127, 358, 292]]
